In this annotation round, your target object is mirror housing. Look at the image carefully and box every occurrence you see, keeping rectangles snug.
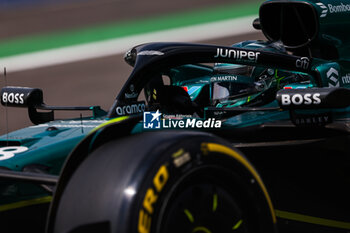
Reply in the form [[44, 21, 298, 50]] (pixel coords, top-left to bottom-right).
[[1, 86, 106, 125], [1, 86, 44, 108], [252, 18, 261, 30]]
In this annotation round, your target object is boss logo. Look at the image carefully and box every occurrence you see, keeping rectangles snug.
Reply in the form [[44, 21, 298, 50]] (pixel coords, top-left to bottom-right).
[[296, 57, 310, 70], [116, 102, 145, 116], [281, 93, 321, 105], [2, 92, 25, 105]]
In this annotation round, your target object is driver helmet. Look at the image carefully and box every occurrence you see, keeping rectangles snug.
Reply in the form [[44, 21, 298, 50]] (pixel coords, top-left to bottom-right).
[[211, 40, 299, 107]]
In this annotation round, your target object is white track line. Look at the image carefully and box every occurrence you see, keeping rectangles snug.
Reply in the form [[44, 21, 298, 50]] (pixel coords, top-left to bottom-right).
[[0, 15, 257, 73]]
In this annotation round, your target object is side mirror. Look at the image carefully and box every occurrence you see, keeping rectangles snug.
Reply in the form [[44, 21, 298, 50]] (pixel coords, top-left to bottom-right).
[[1, 87, 44, 108], [276, 87, 350, 109], [1, 86, 53, 124], [252, 18, 261, 30], [1, 86, 106, 125]]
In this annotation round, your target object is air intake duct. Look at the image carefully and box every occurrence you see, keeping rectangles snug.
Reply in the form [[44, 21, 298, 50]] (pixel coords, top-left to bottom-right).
[[259, 0, 350, 58]]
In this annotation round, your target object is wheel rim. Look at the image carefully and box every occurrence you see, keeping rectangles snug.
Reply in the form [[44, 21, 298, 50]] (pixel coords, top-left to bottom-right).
[[157, 168, 250, 233]]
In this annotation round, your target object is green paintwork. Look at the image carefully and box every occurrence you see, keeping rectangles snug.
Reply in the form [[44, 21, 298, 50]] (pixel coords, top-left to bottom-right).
[[0, 116, 107, 205], [2, 0, 350, 210], [0, 118, 107, 171]]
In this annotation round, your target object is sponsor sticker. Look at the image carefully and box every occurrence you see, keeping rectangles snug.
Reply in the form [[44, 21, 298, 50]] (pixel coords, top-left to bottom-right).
[[280, 93, 321, 106], [115, 101, 145, 116], [294, 115, 331, 125], [327, 67, 340, 87], [210, 75, 238, 82], [125, 84, 138, 99], [1, 92, 25, 105], [328, 2, 350, 13], [317, 2, 350, 18], [316, 2, 328, 17], [186, 86, 202, 95], [295, 57, 310, 70], [214, 48, 260, 62], [342, 73, 350, 84], [290, 112, 332, 126], [138, 50, 164, 56]]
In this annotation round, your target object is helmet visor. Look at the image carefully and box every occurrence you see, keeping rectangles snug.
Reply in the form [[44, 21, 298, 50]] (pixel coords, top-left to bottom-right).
[[214, 64, 255, 76], [210, 73, 267, 106], [212, 81, 259, 103]]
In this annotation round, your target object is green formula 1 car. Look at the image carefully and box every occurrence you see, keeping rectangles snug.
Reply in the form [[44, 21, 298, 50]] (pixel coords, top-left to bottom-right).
[[1, 0, 350, 232]]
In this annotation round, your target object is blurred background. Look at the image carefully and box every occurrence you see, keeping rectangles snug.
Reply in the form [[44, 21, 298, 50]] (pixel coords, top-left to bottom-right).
[[0, 0, 265, 134]]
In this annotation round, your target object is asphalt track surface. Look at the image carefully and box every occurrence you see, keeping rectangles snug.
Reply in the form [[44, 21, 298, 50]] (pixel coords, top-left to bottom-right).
[[0, 0, 265, 135]]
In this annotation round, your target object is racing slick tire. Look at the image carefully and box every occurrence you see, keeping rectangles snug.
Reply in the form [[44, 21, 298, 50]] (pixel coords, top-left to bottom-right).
[[50, 131, 276, 233]]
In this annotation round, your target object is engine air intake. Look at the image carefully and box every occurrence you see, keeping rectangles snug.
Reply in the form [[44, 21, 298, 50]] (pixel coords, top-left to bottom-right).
[[260, 1, 318, 48]]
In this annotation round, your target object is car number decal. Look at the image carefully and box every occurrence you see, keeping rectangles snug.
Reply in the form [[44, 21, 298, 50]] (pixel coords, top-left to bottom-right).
[[0, 146, 29, 160]]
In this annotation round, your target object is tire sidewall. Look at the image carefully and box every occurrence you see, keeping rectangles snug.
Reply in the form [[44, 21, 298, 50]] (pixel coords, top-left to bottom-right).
[[129, 134, 274, 233]]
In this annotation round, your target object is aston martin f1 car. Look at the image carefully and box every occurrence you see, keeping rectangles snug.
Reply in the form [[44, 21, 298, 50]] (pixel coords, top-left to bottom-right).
[[1, 0, 350, 232]]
